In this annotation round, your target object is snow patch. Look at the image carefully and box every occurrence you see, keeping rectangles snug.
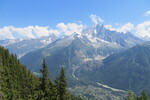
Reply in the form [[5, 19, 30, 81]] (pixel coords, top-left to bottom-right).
[[83, 56, 106, 62], [40, 39, 52, 44], [86, 34, 109, 44]]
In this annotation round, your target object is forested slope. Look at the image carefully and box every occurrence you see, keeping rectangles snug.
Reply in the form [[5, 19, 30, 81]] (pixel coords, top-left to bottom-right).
[[0, 46, 81, 100]]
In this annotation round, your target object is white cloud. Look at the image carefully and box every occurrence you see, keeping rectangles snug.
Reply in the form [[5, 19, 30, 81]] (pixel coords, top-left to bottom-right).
[[12, 26, 35, 38], [33, 26, 50, 37], [0, 23, 85, 39], [0, 26, 15, 40], [135, 21, 150, 37], [116, 23, 134, 33], [49, 29, 60, 36], [104, 21, 150, 38], [105, 22, 134, 33], [56, 23, 84, 36], [144, 10, 150, 16], [0, 26, 52, 39], [90, 14, 104, 24]]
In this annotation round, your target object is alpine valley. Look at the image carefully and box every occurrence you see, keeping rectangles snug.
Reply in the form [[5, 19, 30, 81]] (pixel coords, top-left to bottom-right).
[[2, 24, 150, 100]]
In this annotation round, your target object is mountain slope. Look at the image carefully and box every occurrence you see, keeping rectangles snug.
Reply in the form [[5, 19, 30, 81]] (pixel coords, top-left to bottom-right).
[[20, 24, 143, 83], [20, 33, 122, 84], [0, 46, 39, 99], [85, 42, 150, 95]]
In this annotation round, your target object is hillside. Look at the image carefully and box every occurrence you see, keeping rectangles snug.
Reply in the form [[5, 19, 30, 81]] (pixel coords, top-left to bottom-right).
[[20, 33, 122, 85], [84, 42, 150, 95], [0, 46, 81, 100], [0, 46, 39, 99]]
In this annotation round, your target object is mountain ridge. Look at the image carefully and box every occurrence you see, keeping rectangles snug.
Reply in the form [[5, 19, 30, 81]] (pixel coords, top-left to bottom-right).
[[82, 41, 150, 95], [20, 24, 143, 85], [3, 35, 57, 58]]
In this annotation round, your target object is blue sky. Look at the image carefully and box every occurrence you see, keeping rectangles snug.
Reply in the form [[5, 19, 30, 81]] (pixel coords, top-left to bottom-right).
[[0, 0, 150, 39]]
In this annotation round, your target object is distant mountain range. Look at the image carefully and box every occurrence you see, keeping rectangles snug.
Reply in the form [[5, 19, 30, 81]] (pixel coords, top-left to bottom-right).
[[0, 39, 22, 46], [20, 24, 143, 84], [0, 34, 57, 58], [0, 24, 143, 58]]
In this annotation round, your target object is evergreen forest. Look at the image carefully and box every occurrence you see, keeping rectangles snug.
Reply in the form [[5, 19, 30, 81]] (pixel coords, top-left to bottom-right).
[[0, 46, 82, 100]]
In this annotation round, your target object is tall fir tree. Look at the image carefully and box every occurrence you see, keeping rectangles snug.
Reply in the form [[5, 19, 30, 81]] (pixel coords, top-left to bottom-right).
[[40, 58, 49, 98], [40, 58, 52, 99], [58, 67, 69, 100]]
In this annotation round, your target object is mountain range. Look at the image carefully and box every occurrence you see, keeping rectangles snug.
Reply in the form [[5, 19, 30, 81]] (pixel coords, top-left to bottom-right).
[[1, 34, 57, 58], [19, 25, 144, 86], [1, 24, 149, 99]]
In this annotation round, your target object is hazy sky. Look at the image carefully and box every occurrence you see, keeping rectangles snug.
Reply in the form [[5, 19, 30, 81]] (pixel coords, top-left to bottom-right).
[[0, 0, 150, 39]]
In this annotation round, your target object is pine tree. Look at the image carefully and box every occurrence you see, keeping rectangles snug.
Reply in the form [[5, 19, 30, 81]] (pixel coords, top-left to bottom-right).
[[40, 58, 53, 99], [58, 67, 69, 100]]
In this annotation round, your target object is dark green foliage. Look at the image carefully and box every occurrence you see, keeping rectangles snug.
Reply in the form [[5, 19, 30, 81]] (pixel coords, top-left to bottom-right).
[[70, 94, 83, 100], [58, 67, 68, 100], [0, 46, 79, 100], [126, 91, 149, 100], [0, 46, 39, 100], [40, 58, 52, 99], [141, 91, 149, 100], [38, 60, 82, 100], [136, 91, 149, 100], [0, 65, 4, 100]]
